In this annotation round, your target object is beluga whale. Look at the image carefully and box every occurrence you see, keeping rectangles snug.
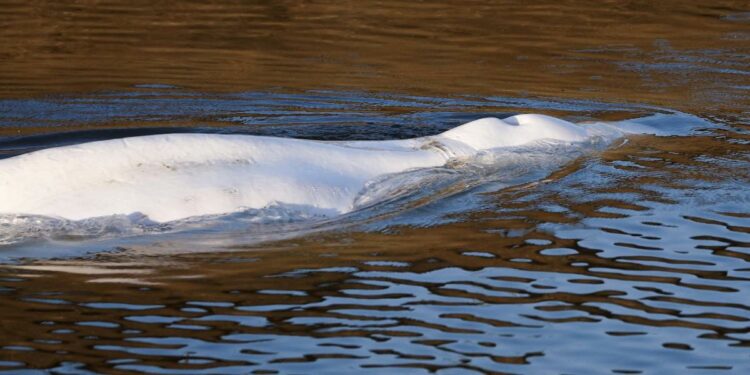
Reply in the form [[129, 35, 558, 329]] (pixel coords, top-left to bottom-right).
[[0, 114, 679, 224]]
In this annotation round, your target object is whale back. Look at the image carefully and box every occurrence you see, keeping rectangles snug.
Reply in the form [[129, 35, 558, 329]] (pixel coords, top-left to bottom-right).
[[0, 113, 682, 223]]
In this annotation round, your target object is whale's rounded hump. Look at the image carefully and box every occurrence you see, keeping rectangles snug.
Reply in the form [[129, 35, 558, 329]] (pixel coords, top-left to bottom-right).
[[437, 114, 588, 151], [503, 114, 589, 141]]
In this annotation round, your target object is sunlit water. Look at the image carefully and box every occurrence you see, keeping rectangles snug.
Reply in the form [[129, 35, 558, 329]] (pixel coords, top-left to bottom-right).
[[1, 0, 749, 374]]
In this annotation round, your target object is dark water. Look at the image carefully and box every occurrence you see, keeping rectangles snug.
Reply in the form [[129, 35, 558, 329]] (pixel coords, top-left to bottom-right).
[[1, 0, 750, 374]]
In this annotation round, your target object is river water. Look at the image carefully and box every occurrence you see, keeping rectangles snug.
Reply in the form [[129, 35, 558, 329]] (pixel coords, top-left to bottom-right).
[[0, 1, 749, 374]]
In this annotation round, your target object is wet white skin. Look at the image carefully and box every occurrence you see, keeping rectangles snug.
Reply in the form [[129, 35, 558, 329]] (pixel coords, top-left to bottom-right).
[[0, 114, 669, 222]]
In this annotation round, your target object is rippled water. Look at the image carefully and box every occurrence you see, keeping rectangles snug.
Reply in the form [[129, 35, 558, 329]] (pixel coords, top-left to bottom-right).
[[1, 0, 750, 374]]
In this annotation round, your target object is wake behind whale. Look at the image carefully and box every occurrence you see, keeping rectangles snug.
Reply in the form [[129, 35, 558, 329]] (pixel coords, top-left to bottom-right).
[[0, 113, 708, 248]]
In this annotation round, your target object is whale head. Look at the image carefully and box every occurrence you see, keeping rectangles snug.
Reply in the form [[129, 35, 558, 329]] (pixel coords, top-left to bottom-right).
[[437, 114, 590, 151]]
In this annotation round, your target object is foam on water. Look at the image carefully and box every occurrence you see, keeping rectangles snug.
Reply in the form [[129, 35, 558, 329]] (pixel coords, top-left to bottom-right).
[[0, 113, 710, 248]]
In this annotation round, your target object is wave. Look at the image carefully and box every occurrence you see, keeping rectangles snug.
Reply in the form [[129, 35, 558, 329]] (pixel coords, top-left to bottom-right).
[[0, 113, 712, 248]]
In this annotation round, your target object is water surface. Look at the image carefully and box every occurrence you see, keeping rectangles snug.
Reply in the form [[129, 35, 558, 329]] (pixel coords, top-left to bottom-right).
[[1, 0, 749, 373]]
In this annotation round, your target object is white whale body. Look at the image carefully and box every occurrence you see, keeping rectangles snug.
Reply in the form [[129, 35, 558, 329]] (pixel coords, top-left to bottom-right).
[[0, 114, 664, 223]]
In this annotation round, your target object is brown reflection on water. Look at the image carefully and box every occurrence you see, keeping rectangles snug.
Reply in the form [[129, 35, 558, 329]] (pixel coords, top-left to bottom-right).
[[1, 0, 748, 111]]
